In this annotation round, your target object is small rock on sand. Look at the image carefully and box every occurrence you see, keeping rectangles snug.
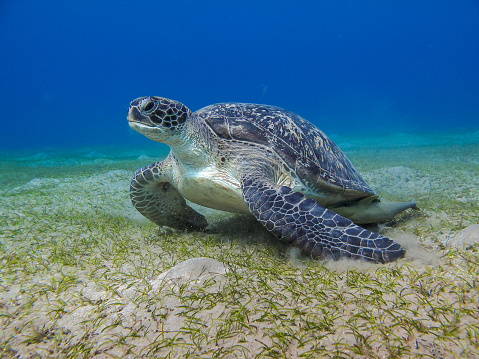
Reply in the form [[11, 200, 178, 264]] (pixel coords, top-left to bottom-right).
[[119, 257, 229, 317], [448, 224, 479, 247], [121, 257, 229, 300], [150, 257, 228, 290]]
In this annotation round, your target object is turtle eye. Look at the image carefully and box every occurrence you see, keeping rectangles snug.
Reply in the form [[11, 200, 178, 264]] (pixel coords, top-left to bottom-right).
[[142, 101, 155, 112]]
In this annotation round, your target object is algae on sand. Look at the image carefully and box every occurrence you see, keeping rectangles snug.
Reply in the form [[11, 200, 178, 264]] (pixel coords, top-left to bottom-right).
[[0, 133, 478, 358]]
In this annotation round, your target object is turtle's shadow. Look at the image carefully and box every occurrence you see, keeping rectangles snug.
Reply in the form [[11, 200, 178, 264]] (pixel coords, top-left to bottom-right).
[[204, 213, 284, 248], [197, 208, 421, 258], [206, 214, 266, 236], [206, 208, 422, 238]]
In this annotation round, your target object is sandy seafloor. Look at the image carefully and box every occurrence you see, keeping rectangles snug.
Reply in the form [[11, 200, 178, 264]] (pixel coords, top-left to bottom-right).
[[1, 131, 478, 358]]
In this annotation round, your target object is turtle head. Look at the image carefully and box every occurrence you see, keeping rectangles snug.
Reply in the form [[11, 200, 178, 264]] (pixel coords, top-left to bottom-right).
[[128, 96, 191, 144]]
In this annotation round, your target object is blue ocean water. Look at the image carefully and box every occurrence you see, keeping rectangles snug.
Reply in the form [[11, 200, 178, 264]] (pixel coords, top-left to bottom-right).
[[0, 0, 478, 150]]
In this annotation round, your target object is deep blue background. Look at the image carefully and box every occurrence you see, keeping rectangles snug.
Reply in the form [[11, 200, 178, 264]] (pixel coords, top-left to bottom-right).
[[1, 0, 478, 149]]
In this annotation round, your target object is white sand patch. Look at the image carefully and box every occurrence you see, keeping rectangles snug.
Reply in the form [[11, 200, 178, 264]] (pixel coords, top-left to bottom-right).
[[7, 177, 62, 193], [83, 151, 108, 158], [17, 152, 50, 161], [364, 166, 435, 197], [137, 154, 154, 161], [323, 256, 377, 272]]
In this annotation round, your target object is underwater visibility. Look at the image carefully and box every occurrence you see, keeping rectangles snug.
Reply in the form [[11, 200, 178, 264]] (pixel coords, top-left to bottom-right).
[[1, 0, 478, 357]]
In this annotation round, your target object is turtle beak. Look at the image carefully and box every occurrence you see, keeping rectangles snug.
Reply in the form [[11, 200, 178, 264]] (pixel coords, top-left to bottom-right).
[[127, 97, 169, 143], [127, 106, 144, 124], [127, 98, 153, 127]]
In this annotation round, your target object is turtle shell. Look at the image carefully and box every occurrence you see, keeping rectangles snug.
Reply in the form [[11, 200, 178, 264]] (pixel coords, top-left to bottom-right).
[[195, 103, 374, 196]]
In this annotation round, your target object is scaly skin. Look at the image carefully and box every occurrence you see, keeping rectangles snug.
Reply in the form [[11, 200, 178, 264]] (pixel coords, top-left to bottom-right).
[[241, 176, 405, 263], [130, 157, 207, 230]]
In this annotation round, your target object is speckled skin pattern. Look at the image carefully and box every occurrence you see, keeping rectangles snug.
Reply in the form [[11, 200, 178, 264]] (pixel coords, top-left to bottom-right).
[[128, 97, 406, 263]]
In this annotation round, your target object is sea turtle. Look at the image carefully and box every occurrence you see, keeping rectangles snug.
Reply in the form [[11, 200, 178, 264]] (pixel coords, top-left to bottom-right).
[[127, 97, 417, 263]]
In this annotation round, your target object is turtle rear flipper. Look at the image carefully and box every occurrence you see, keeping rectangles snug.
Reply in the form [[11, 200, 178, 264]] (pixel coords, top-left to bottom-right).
[[330, 196, 419, 224], [241, 177, 405, 263], [130, 159, 207, 230]]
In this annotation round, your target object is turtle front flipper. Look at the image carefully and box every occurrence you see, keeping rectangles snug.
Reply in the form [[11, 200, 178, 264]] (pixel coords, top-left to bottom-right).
[[241, 177, 405, 263], [130, 158, 207, 230]]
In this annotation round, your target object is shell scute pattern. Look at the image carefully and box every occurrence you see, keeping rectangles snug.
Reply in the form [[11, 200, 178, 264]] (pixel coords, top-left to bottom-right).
[[206, 116, 230, 139], [198, 103, 372, 193]]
